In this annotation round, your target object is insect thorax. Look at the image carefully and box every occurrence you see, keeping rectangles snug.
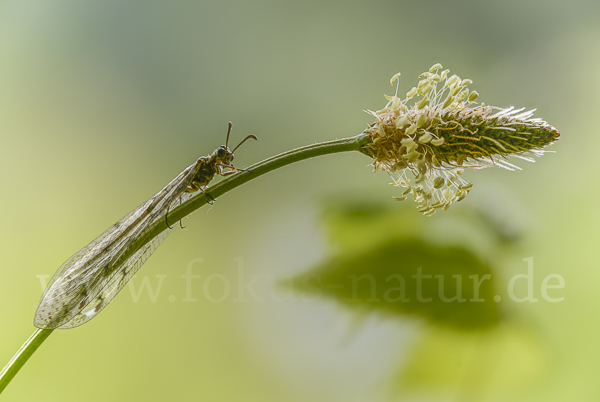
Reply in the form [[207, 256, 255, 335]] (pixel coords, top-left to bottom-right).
[[192, 156, 220, 187]]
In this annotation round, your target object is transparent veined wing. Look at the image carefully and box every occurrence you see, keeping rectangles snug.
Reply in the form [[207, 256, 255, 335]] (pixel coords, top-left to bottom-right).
[[56, 225, 173, 329], [34, 163, 199, 329]]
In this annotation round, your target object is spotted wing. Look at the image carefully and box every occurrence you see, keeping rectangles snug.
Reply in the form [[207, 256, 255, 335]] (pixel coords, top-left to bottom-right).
[[34, 164, 198, 329], [56, 225, 173, 328]]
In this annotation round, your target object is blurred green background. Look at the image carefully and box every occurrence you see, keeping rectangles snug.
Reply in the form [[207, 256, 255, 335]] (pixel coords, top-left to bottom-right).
[[0, 1, 597, 401]]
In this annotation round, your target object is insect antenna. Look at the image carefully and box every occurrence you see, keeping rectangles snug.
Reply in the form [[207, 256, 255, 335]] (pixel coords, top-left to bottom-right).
[[232, 134, 258, 152], [225, 121, 233, 148]]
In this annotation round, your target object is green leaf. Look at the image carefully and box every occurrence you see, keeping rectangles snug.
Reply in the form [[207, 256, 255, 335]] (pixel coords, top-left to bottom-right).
[[289, 237, 498, 331]]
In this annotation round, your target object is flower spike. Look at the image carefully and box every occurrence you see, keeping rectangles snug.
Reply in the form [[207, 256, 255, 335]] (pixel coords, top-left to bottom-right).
[[362, 63, 560, 215]]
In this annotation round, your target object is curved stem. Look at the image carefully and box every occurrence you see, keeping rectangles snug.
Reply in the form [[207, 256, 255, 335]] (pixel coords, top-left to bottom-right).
[[0, 133, 371, 395], [0, 329, 53, 393], [114, 133, 371, 269]]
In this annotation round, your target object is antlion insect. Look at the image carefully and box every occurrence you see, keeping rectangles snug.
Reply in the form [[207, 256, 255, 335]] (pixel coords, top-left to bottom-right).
[[34, 122, 257, 329]]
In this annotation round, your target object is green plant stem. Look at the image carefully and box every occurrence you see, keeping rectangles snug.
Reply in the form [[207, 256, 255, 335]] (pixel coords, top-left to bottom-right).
[[0, 133, 371, 395], [112, 133, 371, 270], [0, 329, 53, 393]]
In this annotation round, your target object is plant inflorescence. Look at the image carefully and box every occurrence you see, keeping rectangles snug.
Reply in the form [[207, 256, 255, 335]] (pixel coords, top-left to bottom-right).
[[362, 63, 560, 215]]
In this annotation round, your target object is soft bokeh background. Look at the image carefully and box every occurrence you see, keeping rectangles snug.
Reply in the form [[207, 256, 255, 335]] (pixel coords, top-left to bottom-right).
[[0, 1, 597, 401]]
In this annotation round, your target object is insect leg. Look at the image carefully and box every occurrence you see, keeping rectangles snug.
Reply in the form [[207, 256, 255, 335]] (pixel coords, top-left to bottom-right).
[[219, 164, 251, 174], [165, 201, 174, 230], [178, 194, 186, 229], [185, 181, 215, 204], [199, 186, 216, 205]]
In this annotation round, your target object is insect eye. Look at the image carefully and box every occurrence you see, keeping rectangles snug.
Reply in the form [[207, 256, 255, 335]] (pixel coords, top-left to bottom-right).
[[216, 148, 227, 158]]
